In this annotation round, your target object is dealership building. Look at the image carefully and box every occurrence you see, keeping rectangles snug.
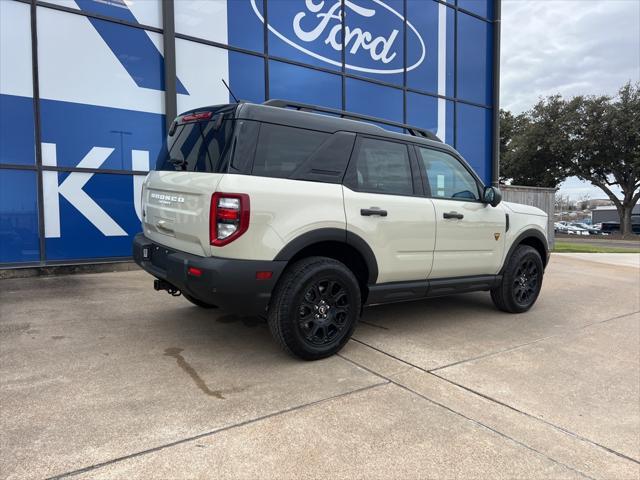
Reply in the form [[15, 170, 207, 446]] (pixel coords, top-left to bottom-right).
[[0, 0, 499, 266]]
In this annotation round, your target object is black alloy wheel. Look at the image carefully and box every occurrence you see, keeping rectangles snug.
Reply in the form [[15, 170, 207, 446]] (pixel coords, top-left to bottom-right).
[[268, 256, 361, 360], [296, 279, 351, 346], [512, 258, 540, 307], [491, 245, 544, 313]]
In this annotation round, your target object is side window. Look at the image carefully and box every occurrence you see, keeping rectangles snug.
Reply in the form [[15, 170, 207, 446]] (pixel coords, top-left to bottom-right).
[[353, 138, 413, 195], [418, 147, 480, 201], [252, 124, 328, 179]]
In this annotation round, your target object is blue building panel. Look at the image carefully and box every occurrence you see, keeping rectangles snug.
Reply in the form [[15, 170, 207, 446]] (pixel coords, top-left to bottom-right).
[[0, 94, 35, 166], [40, 99, 165, 172], [0, 169, 40, 264], [44, 172, 146, 261], [269, 61, 342, 109]]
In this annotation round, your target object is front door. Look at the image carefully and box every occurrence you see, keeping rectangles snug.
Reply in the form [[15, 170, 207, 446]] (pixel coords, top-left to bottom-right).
[[415, 146, 506, 279], [343, 136, 436, 284]]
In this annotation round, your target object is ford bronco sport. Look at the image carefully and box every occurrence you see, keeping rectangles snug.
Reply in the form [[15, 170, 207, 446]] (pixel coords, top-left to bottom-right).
[[133, 100, 549, 360]]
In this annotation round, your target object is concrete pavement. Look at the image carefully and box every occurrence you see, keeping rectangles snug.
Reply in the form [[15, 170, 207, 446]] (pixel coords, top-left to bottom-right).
[[1, 253, 638, 479]]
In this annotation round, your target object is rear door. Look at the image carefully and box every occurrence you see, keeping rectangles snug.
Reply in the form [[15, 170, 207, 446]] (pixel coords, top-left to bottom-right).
[[142, 110, 236, 256], [415, 146, 505, 278], [343, 136, 436, 284]]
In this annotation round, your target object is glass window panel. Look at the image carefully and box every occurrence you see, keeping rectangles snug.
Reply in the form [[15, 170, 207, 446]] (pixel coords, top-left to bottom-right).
[[0, 1, 35, 166], [37, 8, 168, 113], [355, 138, 413, 195], [267, 0, 342, 72], [176, 39, 229, 113], [44, 0, 162, 28], [176, 0, 264, 52], [407, 1, 454, 97], [457, 13, 493, 105], [40, 99, 164, 172], [44, 172, 143, 260], [229, 52, 265, 104], [406, 93, 454, 145], [175, 0, 227, 44], [344, 0, 404, 85], [418, 147, 480, 200], [228, 0, 265, 52], [252, 124, 328, 179], [346, 78, 403, 125], [458, 0, 493, 20], [269, 61, 342, 109], [456, 103, 492, 184], [0, 169, 40, 263]]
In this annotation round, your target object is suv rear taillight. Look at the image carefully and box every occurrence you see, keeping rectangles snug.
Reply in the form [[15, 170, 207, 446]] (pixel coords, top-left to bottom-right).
[[210, 192, 250, 246]]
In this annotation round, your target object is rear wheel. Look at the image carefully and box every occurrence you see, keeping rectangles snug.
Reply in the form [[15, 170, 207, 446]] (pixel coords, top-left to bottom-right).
[[183, 293, 218, 309], [491, 245, 543, 313], [268, 256, 361, 360]]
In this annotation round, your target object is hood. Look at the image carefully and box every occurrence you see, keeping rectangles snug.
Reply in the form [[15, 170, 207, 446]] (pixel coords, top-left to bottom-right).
[[503, 201, 547, 217]]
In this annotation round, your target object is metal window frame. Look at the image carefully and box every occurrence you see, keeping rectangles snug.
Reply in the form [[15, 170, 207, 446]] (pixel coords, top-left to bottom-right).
[[1, 0, 500, 268]]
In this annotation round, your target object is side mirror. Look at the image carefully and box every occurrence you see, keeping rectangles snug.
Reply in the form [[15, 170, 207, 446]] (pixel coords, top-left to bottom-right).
[[483, 186, 502, 207]]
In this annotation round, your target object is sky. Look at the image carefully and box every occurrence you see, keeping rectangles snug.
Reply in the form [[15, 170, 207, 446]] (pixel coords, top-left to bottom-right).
[[500, 0, 640, 200]]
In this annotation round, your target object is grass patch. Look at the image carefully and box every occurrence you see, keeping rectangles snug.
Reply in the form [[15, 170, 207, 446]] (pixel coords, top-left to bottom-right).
[[553, 241, 640, 254]]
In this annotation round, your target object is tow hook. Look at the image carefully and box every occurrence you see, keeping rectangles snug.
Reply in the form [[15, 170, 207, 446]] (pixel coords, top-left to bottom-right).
[[154, 279, 181, 297]]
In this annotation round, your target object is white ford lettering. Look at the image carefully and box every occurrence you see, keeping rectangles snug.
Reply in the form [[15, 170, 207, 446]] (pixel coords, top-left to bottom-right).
[[250, 0, 426, 74]]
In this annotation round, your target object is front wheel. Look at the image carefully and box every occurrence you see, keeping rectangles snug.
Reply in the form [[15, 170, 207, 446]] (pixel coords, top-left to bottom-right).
[[268, 256, 361, 360], [491, 245, 544, 313]]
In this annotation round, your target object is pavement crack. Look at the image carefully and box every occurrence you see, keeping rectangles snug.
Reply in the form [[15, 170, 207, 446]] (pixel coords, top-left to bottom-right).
[[337, 353, 598, 480], [430, 309, 640, 372], [45, 381, 389, 480], [359, 320, 389, 330], [346, 336, 640, 467], [430, 371, 640, 466]]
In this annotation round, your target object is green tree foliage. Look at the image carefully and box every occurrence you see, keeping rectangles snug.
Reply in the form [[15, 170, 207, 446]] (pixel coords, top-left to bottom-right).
[[500, 97, 571, 187], [500, 82, 640, 236]]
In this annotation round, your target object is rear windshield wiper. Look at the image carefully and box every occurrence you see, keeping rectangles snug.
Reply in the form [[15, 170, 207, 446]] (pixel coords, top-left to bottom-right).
[[168, 158, 187, 170]]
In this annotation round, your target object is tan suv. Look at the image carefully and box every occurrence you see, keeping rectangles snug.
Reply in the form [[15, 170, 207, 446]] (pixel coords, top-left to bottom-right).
[[133, 100, 549, 360]]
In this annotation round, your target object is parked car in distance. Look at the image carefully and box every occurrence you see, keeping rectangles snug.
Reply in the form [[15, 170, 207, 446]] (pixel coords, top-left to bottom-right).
[[570, 223, 606, 235], [564, 225, 589, 235], [600, 221, 640, 235], [133, 100, 549, 360]]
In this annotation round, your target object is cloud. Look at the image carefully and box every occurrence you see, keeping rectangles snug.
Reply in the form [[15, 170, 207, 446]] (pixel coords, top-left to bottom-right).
[[501, 0, 640, 114], [558, 176, 623, 200]]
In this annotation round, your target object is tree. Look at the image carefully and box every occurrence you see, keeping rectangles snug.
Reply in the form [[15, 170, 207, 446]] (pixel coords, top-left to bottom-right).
[[499, 96, 571, 187], [566, 83, 640, 236], [500, 82, 640, 237]]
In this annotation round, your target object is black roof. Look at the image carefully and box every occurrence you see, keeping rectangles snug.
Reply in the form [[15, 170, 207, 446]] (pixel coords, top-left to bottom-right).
[[179, 100, 456, 152], [234, 100, 450, 150]]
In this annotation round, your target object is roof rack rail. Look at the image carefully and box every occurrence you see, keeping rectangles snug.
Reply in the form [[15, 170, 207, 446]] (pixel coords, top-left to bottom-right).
[[263, 99, 442, 142]]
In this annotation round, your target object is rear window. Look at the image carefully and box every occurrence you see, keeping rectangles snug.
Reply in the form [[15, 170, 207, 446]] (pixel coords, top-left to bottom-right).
[[252, 124, 328, 179], [156, 118, 235, 172]]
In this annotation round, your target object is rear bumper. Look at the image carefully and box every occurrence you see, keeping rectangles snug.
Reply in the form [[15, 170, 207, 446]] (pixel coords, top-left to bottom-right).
[[133, 233, 286, 315]]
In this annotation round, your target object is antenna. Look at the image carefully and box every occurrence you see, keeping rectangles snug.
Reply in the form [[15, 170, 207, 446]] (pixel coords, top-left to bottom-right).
[[221, 78, 239, 103]]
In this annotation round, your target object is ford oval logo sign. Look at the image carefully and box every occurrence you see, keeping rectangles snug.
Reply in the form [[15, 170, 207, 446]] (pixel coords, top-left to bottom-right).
[[250, 0, 426, 74]]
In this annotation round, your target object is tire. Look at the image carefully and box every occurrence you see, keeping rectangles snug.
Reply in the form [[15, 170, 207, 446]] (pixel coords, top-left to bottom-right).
[[183, 292, 218, 309], [268, 256, 361, 360], [491, 245, 544, 313]]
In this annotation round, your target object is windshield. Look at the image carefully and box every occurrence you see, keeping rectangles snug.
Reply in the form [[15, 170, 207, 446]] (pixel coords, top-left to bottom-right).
[[156, 117, 235, 172]]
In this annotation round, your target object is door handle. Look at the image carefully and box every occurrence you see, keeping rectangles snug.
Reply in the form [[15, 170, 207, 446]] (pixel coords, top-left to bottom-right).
[[361, 208, 388, 217], [443, 211, 464, 220]]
